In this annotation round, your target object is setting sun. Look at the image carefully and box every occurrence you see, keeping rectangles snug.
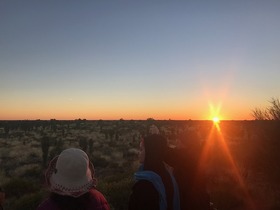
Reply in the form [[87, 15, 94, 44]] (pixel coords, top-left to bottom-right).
[[208, 102, 222, 123], [212, 116, 220, 123]]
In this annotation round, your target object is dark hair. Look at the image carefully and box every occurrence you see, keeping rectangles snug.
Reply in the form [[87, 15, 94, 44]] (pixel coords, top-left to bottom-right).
[[164, 131, 210, 210], [50, 192, 91, 210], [143, 134, 168, 171], [143, 134, 174, 209]]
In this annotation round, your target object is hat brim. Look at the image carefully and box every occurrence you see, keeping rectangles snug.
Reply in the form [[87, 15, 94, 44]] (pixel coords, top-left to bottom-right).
[[45, 156, 97, 198]]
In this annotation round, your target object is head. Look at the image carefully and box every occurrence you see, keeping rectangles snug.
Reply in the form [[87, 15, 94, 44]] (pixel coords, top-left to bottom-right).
[[149, 124, 160, 135], [46, 148, 96, 198], [140, 134, 168, 170], [139, 124, 161, 164]]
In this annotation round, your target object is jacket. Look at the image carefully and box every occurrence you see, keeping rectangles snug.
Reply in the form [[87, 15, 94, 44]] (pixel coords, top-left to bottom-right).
[[36, 189, 110, 210]]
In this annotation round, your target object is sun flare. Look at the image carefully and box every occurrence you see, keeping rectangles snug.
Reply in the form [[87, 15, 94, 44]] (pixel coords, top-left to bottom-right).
[[212, 116, 220, 123], [208, 101, 222, 123]]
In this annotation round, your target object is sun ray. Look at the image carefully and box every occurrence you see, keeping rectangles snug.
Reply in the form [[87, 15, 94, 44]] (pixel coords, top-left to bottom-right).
[[208, 101, 223, 121], [195, 118, 256, 209]]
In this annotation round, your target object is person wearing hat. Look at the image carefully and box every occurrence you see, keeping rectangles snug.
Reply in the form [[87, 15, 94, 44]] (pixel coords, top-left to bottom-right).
[[128, 132, 180, 210], [36, 148, 110, 210]]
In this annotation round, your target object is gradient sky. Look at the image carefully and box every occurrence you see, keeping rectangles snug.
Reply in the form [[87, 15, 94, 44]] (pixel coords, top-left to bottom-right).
[[1, 0, 280, 120]]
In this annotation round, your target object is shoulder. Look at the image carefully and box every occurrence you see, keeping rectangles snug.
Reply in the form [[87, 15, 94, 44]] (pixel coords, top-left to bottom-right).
[[132, 180, 158, 199], [133, 180, 156, 191], [88, 188, 108, 201], [129, 180, 159, 210], [36, 198, 58, 210], [87, 189, 110, 210]]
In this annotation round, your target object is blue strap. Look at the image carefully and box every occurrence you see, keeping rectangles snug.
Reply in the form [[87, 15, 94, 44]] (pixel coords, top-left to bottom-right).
[[134, 165, 180, 210], [169, 170, 180, 210], [135, 170, 167, 210]]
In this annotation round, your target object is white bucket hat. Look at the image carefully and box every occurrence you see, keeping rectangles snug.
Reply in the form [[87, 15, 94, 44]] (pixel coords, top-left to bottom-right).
[[45, 148, 97, 197]]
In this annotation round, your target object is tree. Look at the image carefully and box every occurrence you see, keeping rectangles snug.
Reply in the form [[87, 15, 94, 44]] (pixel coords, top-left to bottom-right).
[[268, 98, 280, 120], [252, 97, 280, 120]]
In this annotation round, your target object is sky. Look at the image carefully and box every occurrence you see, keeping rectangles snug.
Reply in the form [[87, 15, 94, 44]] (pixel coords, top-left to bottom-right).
[[1, 0, 280, 120]]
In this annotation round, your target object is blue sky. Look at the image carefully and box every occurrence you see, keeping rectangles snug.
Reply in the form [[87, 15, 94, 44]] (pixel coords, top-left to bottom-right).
[[1, 0, 280, 120]]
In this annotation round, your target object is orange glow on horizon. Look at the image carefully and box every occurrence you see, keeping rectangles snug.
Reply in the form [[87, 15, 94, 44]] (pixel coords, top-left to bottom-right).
[[0, 98, 254, 120]]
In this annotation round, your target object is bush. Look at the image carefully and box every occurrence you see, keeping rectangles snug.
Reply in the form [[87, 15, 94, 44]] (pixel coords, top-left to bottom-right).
[[252, 98, 280, 120], [2, 178, 39, 198], [22, 166, 41, 180], [99, 177, 133, 210], [91, 155, 109, 168], [12, 192, 44, 210]]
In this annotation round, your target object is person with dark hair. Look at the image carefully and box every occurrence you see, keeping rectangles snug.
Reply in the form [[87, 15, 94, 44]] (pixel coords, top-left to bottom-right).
[[36, 148, 110, 210], [0, 187, 5, 210], [165, 129, 212, 210], [128, 132, 180, 210]]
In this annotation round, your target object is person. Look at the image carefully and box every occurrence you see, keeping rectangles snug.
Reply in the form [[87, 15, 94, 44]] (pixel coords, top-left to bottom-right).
[[36, 148, 110, 210], [128, 131, 180, 210], [165, 129, 212, 210], [0, 187, 5, 210]]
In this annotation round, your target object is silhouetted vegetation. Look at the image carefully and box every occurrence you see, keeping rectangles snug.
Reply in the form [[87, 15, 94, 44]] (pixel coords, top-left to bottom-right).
[[252, 97, 280, 120]]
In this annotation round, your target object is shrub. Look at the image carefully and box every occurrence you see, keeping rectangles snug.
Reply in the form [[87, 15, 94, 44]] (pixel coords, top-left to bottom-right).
[[252, 98, 280, 120], [91, 155, 109, 168], [22, 166, 41, 180], [99, 177, 133, 210], [12, 192, 45, 210], [2, 178, 39, 198]]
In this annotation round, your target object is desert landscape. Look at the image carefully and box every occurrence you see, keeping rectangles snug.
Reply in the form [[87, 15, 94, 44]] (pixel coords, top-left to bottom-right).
[[0, 119, 280, 210]]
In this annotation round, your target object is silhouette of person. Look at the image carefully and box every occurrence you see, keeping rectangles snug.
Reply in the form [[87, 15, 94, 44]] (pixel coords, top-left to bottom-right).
[[128, 130, 180, 210], [36, 148, 110, 210], [165, 129, 211, 210]]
